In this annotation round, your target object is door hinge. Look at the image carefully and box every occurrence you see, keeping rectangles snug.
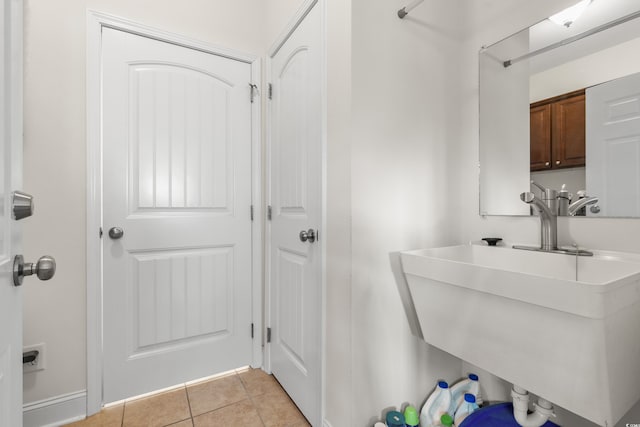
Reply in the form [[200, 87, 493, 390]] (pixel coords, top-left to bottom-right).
[[268, 83, 273, 100], [99, 227, 103, 238], [267, 205, 272, 221], [249, 83, 259, 103], [250, 205, 254, 221], [267, 327, 272, 343], [251, 323, 254, 339]]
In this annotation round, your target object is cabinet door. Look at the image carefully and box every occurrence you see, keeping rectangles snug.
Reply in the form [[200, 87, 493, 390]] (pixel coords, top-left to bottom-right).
[[552, 94, 585, 168], [530, 104, 552, 171]]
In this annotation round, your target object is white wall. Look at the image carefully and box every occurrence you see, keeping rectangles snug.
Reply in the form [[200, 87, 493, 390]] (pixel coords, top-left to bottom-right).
[[348, 0, 466, 424], [479, 32, 531, 216], [22, 0, 301, 405], [324, 0, 353, 425], [530, 36, 640, 102]]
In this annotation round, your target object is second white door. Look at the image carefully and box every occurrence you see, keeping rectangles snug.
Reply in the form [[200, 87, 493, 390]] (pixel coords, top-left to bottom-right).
[[268, 3, 323, 425], [102, 28, 254, 402], [586, 71, 640, 217]]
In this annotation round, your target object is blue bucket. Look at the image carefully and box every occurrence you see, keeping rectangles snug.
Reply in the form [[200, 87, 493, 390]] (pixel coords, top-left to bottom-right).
[[459, 402, 560, 427]]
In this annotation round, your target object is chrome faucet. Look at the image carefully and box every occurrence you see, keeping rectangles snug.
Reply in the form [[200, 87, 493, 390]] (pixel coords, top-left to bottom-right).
[[515, 191, 593, 256], [568, 196, 599, 216], [530, 180, 558, 213], [519, 192, 557, 251]]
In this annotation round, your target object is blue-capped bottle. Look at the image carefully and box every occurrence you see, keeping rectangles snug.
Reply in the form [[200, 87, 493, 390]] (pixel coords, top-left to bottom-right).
[[454, 393, 480, 426], [450, 373, 482, 415], [420, 381, 452, 427]]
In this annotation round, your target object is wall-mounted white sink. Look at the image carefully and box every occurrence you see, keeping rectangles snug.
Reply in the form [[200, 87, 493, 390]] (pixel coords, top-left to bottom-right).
[[401, 244, 640, 427]]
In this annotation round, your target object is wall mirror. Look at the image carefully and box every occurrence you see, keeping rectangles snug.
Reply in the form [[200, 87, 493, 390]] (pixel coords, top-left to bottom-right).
[[479, 0, 640, 217]]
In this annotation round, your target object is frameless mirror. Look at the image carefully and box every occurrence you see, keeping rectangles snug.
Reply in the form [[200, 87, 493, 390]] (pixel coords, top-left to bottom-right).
[[479, 0, 640, 217]]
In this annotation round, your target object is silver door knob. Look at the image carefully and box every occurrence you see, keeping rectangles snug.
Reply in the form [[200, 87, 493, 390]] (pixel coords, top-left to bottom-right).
[[108, 227, 124, 239], [12, 191, 34, 220], [13, 255, 56, 287], [299, 229, 316, 243]]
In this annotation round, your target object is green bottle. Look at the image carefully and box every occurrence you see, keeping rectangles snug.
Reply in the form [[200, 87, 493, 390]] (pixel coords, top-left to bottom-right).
[[404, 406, 419, 427], [439, 413, 454, 427]]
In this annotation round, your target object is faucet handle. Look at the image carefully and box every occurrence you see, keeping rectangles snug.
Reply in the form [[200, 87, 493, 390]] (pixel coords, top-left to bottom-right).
[[520, 192, 535, 203]]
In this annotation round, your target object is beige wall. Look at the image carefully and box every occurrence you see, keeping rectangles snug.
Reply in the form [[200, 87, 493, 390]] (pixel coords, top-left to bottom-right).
[[22, 0, 302, 405]]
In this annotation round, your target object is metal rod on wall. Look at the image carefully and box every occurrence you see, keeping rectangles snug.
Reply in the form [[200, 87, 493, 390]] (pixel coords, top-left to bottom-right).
[[503, 9, 640, 67], [398, 0, 425, 19]]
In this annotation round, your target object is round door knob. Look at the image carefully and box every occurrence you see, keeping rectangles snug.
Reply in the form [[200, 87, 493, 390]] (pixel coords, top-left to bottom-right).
[[33, 256, 56, 280], [299, 229, 316, 243], [556, 160, 561, 165], [109, 227, 124, 239], [13, 255, 56, 286], [544, 162, 550, 166]]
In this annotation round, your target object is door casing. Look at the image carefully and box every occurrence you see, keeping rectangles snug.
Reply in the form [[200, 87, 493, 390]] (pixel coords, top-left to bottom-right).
[[86, 11, 262, 416]]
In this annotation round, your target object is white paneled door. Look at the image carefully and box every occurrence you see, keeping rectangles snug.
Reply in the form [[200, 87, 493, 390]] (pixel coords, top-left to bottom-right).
[[102, 28, 253, 402], [0, 0, 23, 425], [268, 3, 323, 425], [586, 71, 640, 217]]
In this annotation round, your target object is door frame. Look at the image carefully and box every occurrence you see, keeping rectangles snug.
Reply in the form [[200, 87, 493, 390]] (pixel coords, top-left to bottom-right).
[[86, 11, 263, 416], [265, 0, 327, 423]]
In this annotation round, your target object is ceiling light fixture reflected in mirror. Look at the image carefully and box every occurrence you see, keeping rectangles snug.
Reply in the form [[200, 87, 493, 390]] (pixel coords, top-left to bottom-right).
[[549, 0, 593, 28]]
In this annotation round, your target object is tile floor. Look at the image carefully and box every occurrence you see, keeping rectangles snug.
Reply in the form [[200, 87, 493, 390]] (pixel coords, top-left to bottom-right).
[[65, 367, 310, 427]]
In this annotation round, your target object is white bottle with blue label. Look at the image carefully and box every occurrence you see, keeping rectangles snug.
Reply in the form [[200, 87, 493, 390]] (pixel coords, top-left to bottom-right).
[[454, 393, 480, 426], [450, 373, 482, 415], [420, 381, 452, 427]]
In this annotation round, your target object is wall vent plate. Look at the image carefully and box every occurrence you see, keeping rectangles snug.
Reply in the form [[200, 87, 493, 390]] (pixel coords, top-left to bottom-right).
[[23, 343, 46, 373]]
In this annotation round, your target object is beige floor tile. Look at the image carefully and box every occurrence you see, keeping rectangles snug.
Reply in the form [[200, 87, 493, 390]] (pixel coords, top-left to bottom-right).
[[238, 368, 283, 397], [252, 389, 308, 427], [167, 420, 194, 427], [192, 399, 263, 427], [64, 403, 124, 427], [187, 374, 249, 417], [123, 388, 191, 427]]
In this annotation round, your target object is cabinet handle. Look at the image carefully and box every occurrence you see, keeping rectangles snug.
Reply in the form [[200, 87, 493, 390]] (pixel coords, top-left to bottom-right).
[[556, 160, 561, 165]]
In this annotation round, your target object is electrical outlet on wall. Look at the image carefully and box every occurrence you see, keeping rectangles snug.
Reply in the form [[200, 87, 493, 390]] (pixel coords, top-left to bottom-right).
[[23, 343, 46, 374]]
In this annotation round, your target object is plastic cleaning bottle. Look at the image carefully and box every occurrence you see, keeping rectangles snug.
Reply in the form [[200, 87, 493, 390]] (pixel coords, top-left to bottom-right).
[[450, 373, 482, 414], [454, 393, 480, 426], [404, 406, 419, 427], [436, 413, 454, 427], [420, 381, 452, 427], [386, 410, 405, 427]]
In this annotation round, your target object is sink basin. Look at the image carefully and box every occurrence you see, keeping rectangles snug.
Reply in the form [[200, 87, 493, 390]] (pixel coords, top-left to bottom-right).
[[400, 244, 640, 427]]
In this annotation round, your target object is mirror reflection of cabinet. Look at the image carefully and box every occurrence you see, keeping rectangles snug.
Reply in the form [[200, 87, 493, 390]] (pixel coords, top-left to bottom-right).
[[530, 89, 585, 172]]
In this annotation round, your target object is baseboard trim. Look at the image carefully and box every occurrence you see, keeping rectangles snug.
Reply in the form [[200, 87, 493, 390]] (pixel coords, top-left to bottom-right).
[[23, 390, 87, 427]]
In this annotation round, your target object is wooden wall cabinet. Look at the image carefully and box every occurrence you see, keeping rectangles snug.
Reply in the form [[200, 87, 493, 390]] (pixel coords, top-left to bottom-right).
[[530, 90, 585, 172]]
